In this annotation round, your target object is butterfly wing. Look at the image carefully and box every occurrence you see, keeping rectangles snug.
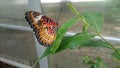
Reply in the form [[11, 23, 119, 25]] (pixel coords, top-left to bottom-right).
[[25, 11, 58, 46]]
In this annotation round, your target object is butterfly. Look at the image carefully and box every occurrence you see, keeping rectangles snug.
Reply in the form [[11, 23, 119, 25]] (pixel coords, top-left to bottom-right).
[[25, 11, 58, 46]]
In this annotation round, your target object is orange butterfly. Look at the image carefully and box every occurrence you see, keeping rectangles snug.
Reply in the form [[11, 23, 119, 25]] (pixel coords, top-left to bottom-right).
[[25, 11, 58, 46]]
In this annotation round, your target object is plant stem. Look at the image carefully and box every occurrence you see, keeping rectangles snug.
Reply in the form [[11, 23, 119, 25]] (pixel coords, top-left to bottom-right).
[[98, 33, 119, 53], [67, 3, 83, 20], [67, 3, 119, 54]]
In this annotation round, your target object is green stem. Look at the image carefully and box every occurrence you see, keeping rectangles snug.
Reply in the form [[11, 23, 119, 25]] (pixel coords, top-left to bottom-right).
[[98, 33, 119, 53], [67, 3, 83, 20], [67, 3, 89, 32], [67, 3, 119, 54], [33, 57, 41, 68]]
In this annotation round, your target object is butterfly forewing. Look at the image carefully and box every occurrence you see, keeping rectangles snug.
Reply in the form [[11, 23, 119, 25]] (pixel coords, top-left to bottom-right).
[[25, 11, 58, 46]]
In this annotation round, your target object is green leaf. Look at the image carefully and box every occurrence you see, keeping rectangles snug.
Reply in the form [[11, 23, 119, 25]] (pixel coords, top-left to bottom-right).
[[81, 39, 112, 49], [94, 57, 108, 68], [82, 56, 94, 64], [51, 18, 79, 53], [57, 33, 96, 52], [82, 11, 104, 33], [33, 47, 52, 66], [40, 47, 51, 60], [95, 57, 102, 68], [112, 51, 120, 61], [40, 18, 79, 59], [57, 33, 112, 52], [90, 64, 97, 68], [40, 33, 95, 60], [83, 56, 108, 68]]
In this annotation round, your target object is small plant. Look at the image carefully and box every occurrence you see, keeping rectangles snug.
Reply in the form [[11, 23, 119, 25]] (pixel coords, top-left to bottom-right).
[[83, 56, 108, 68], [34, 3, 120, 68]]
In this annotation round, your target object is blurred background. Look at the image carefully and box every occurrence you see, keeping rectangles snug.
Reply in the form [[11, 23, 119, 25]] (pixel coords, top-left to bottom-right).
[[0, 0, 120, 68]]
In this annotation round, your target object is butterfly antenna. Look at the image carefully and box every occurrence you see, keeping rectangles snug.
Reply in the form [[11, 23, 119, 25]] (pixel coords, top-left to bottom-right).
[[57, 7, 62, 22], [51, 1, 64, 23]]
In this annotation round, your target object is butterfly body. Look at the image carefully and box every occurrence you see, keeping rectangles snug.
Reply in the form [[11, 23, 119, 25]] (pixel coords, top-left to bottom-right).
[[25, 11, 58, 46]]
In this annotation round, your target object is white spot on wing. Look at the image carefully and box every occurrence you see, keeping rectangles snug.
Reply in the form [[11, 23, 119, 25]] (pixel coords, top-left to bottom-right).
[[34, 15, 42, 23]]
